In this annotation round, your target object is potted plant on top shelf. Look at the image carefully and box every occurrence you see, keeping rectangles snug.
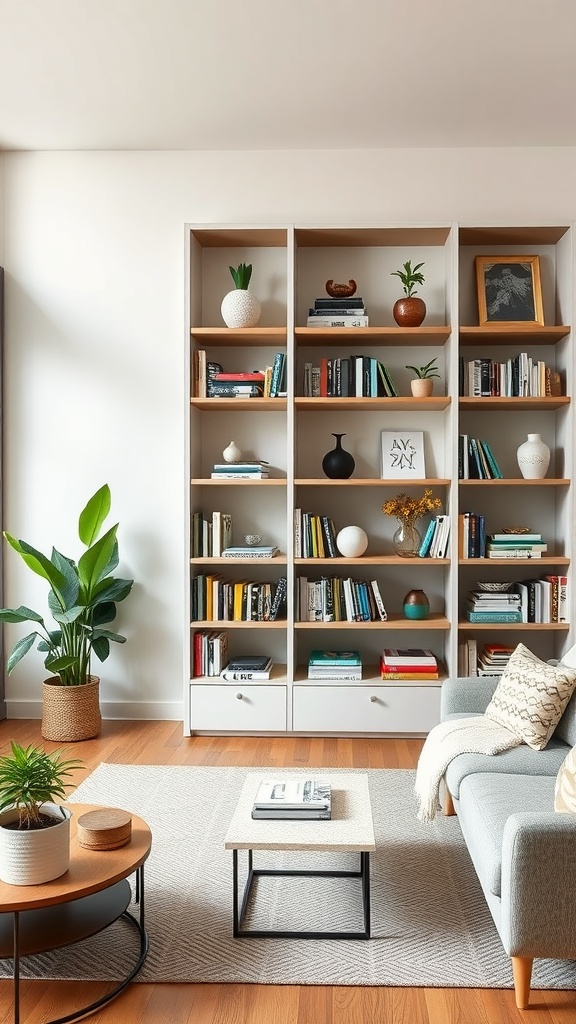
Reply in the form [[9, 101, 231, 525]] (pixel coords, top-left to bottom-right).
[[0, 741, 82, 884], [221, 262, 262, 329], [0, 484, 134, 743], [405, 357, 441, 397], [390, 260, 426, 327]]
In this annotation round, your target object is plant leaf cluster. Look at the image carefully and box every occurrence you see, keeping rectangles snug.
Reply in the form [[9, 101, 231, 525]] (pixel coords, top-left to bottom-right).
[[0, 484, 134, 686], [391, 260, 425, 297], [405, 357, 441, 379], [228, 263, 253, 290], [0, 741, 82, 828]]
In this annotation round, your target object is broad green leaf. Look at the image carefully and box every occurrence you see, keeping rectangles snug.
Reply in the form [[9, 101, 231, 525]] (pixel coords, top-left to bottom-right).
[[7, 633, 38, 673], [4, 534, 68, 595], [0, 605, 44, 624], [78, 484, 111, 548], [77, 524, 118, 596]]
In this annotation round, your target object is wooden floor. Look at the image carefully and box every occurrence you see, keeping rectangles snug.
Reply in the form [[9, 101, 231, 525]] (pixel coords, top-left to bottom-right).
[[0, 718, 574, 1024]]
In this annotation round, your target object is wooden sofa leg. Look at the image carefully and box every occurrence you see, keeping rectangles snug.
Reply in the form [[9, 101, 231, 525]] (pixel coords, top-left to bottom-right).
[[443, 788, 455, 816], [512, 955, 533, 1009]]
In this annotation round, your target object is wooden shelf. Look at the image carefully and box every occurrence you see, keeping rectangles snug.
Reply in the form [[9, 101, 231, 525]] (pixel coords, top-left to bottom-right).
[[459, 557, 570, 566], [192, 664, 288, 683], [293, 665, 447, 685], [459, 478, 569, 486], [458, 621, 570, 631], [191, 478, 287, 486], [459, 325, 570, 345], [192, 556, 287, 565], [191, 620, 287, 629], [295, 396, 450, 411], [190, 327, 287, 345], [295, 556, 449, 566], [460, 396, 570, 410], [295, 477, 450, 487], [191, 398, 287, 411], [295, 613, 449, 629], [295, 326, 451, 345]]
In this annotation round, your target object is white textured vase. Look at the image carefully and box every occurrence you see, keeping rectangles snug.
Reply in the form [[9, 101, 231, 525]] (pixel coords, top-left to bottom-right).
[[516, 433, 550, 479], [336, 526, 368, 558], [0, 803, 71, 885], [222, 440, 242, 463], [221, 289, 261, 328]]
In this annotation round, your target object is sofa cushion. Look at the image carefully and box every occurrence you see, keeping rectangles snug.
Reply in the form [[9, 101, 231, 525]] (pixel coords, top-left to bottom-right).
[[555, 690, 576, 747], [445, 731, 569, 799], [555, 744, 576, 813], [485, 643, 576, 750], [456, 773, 556, 898]]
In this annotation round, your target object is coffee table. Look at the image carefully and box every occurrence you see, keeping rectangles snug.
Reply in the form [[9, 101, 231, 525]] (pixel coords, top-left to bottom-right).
[[224, 773, 375, 939], [0, 802, 151, 1024]]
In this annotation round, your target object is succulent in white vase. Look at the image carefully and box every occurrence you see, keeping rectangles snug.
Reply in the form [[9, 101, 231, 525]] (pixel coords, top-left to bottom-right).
[[221, 263, 261, 328]]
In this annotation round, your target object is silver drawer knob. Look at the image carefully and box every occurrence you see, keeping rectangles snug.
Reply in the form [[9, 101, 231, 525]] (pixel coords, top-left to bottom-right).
[[236, 692, 243, 700], [370, 695, 378, 703]]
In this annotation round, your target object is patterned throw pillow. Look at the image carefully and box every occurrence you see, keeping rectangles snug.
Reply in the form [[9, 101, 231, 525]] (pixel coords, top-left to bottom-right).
[[485, 643, 576, 750], [555, 745, 576, 812]]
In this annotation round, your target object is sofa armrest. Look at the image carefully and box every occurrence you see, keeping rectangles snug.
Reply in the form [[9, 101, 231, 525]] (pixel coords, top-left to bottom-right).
[[500, 812, 576, 958], [440, 676, 499, 719]]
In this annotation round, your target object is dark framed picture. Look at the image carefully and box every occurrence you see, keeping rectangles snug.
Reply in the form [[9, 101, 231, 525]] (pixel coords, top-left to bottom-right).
[[475, 255, 544, 327]]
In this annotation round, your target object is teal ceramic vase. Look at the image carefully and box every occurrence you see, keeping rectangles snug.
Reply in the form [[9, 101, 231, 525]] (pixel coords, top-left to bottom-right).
[[403, 589, 430, 619]]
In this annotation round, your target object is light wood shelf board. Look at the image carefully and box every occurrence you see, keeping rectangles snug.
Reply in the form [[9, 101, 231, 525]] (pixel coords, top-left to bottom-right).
[[459, 478, 569, 486], [191, 398, 287, 411], [459, 325, 570, 345], [191, 478, 287, 486], [295, 396, 450, 411], [191, 228, 288, 247], [191, 556, 287, 565], [458, 621, 570, 631], [459, 557, 570, 566], [459, 225, 570, 247], [460, 396, 570, 411], [191, 620, 287, 629], [295, 613, 449, 629], [295, 478, 450, 487], [294, 226, 451, 247], [190, 327, 287, 345], [296, 326, 451, 345], [295, 556, 449, 566]]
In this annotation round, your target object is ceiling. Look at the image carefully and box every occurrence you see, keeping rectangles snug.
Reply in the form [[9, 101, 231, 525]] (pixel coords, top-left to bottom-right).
[[1, 0, 576, 152]]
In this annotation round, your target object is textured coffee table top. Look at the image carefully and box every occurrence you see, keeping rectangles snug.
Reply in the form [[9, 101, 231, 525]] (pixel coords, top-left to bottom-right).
[[224, 773, 375, 852]]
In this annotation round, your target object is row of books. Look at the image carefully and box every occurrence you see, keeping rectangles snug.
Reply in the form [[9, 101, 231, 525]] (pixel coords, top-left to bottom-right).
[[192, 351, 287, 398], [294, 510, 338, 558], [192, 629, 229, 677], [252, 779, 332, 820], [191, 575, 287, 622], [308, 649, 362, 680], [418, 514, 451, 558], [465, 577, 568, 622], [458, 435, 503, 480], [458, 517, 548, 560], [380, 647, 439, 680], [458, 354, 562, 398], [302, 356, 397, 397], [191, 510, 232, 557], [296, 576, 387, 623], [457, 640, 514, 677], [306, 295, 368, 330]]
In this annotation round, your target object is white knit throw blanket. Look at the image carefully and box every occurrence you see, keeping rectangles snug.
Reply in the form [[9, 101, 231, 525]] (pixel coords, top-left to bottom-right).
[[415, 715, 522, 822]]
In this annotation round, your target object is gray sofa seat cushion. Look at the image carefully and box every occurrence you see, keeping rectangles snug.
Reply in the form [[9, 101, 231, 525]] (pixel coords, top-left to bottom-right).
[[456, 773, 555, 899]]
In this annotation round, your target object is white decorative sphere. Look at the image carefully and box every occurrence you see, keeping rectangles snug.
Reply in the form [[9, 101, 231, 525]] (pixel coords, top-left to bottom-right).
[[221, 289, 261, 329], [336, 526, 368, 558]]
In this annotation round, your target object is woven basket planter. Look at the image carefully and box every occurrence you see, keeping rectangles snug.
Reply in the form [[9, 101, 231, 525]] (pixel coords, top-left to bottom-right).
[[0, 803, 71, 885], [42, 675, 102, 742]]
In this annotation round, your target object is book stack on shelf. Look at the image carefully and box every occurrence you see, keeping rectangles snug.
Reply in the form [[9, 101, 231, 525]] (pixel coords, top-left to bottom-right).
[[251, 779, 332, 820], [486, 531, 547, 559], [306, 295, 368, 328], [479, 643, 515, 676], [210, 460, 270, 480], [380, 648, 439, 681], [419, 514, 451, 558], [458, 435, 502, 480], [459, 512, 486, 558], [515, 575, 568, 623], [220, 656, 273, 681], [294, 509, 338, 558], [192, 629, 228, 677], [210, 370, 265, 399], [223, 545, 279, 559], [465, 589, 522, 623], [192, 511, 232, 557], [307, 649, 362, 681], [302, 356, 397, 397], [459, 353, 562, 398], [297, 575, 387, 622], [191, 575, 287, 621]]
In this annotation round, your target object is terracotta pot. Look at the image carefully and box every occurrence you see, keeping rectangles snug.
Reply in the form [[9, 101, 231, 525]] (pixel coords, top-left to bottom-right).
[[42, 675, 102, 742], [393, 297, 426, 327], [410, 378, 434, 398]]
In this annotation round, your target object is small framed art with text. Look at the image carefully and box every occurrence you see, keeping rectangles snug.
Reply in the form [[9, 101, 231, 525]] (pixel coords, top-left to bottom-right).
[[380, 430, 425, 479], [475, 255, 544, 327]]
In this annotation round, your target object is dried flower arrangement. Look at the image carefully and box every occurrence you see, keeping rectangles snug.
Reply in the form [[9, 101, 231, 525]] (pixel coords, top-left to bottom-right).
[[382, 488, 442, 524]]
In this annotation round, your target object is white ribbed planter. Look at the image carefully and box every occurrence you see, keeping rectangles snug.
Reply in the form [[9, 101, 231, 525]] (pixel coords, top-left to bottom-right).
[[0, 803, 71, 885], [221, 289, 261, 328]]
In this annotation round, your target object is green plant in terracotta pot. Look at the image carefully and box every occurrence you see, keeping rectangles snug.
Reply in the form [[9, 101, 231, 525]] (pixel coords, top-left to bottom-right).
[[405, 357, 441, 397], [391, 260, 426, 327]]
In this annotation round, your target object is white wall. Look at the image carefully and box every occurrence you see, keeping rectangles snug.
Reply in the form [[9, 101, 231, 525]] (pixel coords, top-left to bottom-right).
[[3, 145, 576, 721]]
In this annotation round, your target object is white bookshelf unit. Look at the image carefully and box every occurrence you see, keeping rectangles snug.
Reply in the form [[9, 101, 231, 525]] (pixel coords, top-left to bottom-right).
[[185, 223, 575, 737]]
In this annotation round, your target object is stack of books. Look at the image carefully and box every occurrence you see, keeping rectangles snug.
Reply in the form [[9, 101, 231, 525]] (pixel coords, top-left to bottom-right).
[[307, 649, 362, 680], [210, 371, 265, 398], [192, 629, 228, 677], [306, 296, 368, 328], [380, 648, 439, 680], [465, 590, 522, 623], [220, 656, 272, 681], [251, 779, 332, 819], [222, 545, 279, 559], [419, 514, 451, 558], [478, 643, 515, 675], [210, 460, 270, 480], [485, 532, 547, 559]]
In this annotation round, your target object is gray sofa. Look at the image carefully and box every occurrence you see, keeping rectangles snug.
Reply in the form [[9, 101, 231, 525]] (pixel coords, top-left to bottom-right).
[[440, 676, 576, 1009]]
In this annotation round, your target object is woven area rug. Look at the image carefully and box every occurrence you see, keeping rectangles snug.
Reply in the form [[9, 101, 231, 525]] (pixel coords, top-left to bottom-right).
[[3, 763, 576, 990]]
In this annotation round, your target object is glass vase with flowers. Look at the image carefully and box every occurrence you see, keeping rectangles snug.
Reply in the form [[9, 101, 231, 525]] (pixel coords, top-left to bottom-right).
[[382, 488, 442, 558]]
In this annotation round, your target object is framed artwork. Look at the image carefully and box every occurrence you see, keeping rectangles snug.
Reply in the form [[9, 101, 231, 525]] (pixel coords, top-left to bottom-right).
[[475, 255, 544, 327], [380, 430, 425, 479]]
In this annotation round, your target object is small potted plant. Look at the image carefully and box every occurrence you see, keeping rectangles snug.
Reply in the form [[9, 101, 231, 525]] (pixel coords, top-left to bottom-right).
[[390, 260, 426, 326], [221, 262, 261, 328], [0, 484, 134, 742], [405, 357, 441, 397], [0, 741, 82, 884]]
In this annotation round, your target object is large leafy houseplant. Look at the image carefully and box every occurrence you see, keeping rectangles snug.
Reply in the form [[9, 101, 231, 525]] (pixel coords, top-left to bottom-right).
[[0, 484, 134, 686]]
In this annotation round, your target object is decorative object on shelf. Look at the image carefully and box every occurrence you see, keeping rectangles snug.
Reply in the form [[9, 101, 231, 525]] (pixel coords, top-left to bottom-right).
[[336, 526, 368, 558], [222, 440, 242, 463], [0, 742, 82, 885], [501, 526, 532, 534], [244, 534, 263, 546], [382, 489, 442, 558], [325, 279, 357, 298], [475, 255, 544, 327], [406, 357, 441, 398], [477, 582, 514, 593], [390, 260, 426, 327], [322, 433, 355, 479], [0, 484, 134, 742], [221, 263, 261, 328], [516, 433, 550, 479], [77, 807, 132, 851], [403, 589, 430, 620], [380, 429, 425, 478]]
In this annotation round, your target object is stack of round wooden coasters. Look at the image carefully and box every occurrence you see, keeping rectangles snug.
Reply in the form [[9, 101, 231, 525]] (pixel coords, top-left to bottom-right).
[[77, 808, 132, 850]]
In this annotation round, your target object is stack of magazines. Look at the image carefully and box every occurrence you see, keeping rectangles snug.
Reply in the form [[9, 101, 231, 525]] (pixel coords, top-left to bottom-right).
[[251, 779, 332, 819]]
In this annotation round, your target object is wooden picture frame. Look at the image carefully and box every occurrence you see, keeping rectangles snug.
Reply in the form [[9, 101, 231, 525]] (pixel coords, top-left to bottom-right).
[[380, 430, 425, 479], [475, 255, 544, 327]]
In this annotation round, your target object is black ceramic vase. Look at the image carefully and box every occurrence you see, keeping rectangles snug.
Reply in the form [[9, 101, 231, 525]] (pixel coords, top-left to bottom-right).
[[322, 433, 355, 479]]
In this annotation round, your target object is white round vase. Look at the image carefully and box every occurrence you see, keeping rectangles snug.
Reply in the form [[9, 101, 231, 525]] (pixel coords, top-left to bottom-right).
[[221, 289, 261, 329], [0, 803, 71, 885], [516, 433, 550, 479], [222, 440, 242, 463], [336, 526, 368, 558]]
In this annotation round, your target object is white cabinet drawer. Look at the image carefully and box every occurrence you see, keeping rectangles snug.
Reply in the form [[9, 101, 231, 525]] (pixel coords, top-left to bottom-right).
[[191, 684, 287, 732], [293, 684, 441, 734]]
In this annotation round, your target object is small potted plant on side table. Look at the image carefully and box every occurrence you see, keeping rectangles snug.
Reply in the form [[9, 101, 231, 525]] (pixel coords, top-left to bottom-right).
[[405, 357, 441, 397], [391, 260, 426, 326]]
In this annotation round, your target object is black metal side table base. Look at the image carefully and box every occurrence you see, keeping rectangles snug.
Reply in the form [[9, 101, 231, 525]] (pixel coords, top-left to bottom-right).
[[232, 849, 370, 939]]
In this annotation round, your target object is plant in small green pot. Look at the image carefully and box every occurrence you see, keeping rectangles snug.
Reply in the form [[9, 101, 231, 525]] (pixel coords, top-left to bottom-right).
[[405, 357, 441, 397], [0, 741, 83, 884], [221, 262, 261, 328], [391, 260, 426, 327], [0, 484, 134, 742]]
